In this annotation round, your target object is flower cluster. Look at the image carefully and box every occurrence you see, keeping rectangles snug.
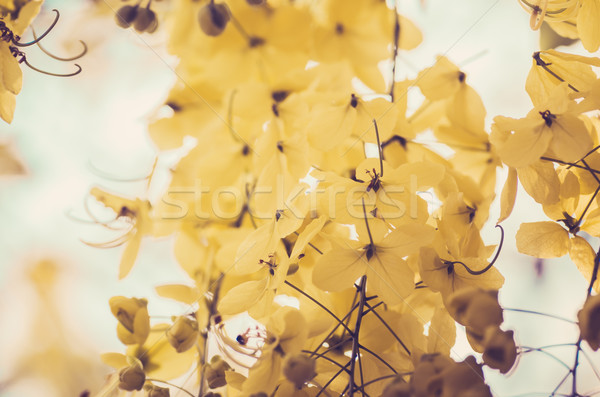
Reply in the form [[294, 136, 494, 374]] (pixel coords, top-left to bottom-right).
[[82, 0, 600, 396]]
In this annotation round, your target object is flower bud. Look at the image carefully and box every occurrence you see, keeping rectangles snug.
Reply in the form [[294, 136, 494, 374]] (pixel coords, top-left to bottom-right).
[[166, 316, 199, 353], [144, 384, 170, 397], [134, 7, 158, 33], [481, 327, 517, 374], [115, 5, 139, 28], [412, 354, 453, 397], [109, 296, 150, 345], [118, 363, 145, 391], [283, 354, 316, 388], [438, 356, 491, 397], [198, 3, 230, 37], [446, 288, 503, 335], [578, 294, 600, 351], [204, 356, 232, 389]]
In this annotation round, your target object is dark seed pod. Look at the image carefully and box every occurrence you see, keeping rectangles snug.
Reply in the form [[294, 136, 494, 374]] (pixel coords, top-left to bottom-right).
[[198, 2, 230, 37], [115, 5, 139, 29], [134, 7, 158, 33], [246, 0, 265, 5]]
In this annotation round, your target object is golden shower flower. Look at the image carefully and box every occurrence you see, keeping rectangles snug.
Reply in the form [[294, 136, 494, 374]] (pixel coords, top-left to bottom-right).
[[118, 361, 145, 391], [491, 83, 592, 169], [109, 296, 150, 346], [166, 316, 199, 353], [0, 0, 41, 123]]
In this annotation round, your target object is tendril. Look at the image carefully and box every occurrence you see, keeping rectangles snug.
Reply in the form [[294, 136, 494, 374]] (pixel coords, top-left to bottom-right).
[[444, 224, 504, 275], [13, 47, 82, 77], [14, 9, 60, 47], [32, 27, 87, 61]]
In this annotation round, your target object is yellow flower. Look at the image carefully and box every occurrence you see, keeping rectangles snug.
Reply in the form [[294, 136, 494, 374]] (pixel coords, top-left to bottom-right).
[[313, 215, 435, 304], [118, 361, 145, 391], [102, 324, 197, 381], [0, 0, 42, 123], [89, 187, 157, 279], [166, 316, 199, 353], [241, 307, 309, 395], [109, 296, 150, 346], [491, 83, 592, 169]]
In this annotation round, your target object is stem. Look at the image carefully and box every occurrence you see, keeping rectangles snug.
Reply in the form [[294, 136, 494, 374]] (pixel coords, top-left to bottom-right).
[[541, 157, 600, 176], [301, 350, 351, 373], [315, 361, 352, 397], [198, 273, 224, 397], [503, 308, 576, 324], [310, 301, 360, 357], [532, 52, 579, 92], [373, 119, 384, 178], [338, 289, 360, 348], [518, 346, 572, 370], [389, 0, 400, 101], [284, 280, 354, 335], [575, 183, 600, 229], [348, 276, 367, 397], [353, 374, 411, 393], [363, 301, 410, 355]]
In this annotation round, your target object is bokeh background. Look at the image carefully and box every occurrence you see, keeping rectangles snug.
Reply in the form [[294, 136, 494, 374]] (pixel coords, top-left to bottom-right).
[[0, 0, 598, 395]]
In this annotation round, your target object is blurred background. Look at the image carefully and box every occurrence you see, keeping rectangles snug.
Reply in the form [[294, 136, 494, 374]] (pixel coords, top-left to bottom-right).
[[0, 0, 598, 396]]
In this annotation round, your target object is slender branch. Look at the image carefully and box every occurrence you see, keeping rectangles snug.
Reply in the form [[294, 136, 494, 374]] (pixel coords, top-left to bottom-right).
[[364, 301, 410, 355], [503, 308, 576, 324], [315, 361, 352, 397], [284, 280, 354, 335], [373, 119, 384, 178], [551, 370, 571, 396], [310, 301, 360, 357], [348, 276, 367, 397], [339, 289, 360, 348], [575, 184, 600, 229], [354, 374, 411, 393], [532, 52, 579, 92], [198, 273, 223, 397], [541, 157, 600, 176], [301, 350, 350, 374], [519, 346, 572, 370], [358, 343, 398, 374], [389, 0, 400, 101], [582, 159, 600, 185]]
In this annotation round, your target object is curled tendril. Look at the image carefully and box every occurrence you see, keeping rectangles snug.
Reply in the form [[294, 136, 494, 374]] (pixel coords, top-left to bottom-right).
[[1, 8, 86, 77], [443, 224, 505, 276], [13, 9, 60, 47], [10, 46, 81, 77], [32, 26, 87, 61]]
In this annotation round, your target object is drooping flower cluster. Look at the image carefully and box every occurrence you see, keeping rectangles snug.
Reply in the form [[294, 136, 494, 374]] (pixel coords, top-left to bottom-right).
[[82, 0, 600, 396]]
